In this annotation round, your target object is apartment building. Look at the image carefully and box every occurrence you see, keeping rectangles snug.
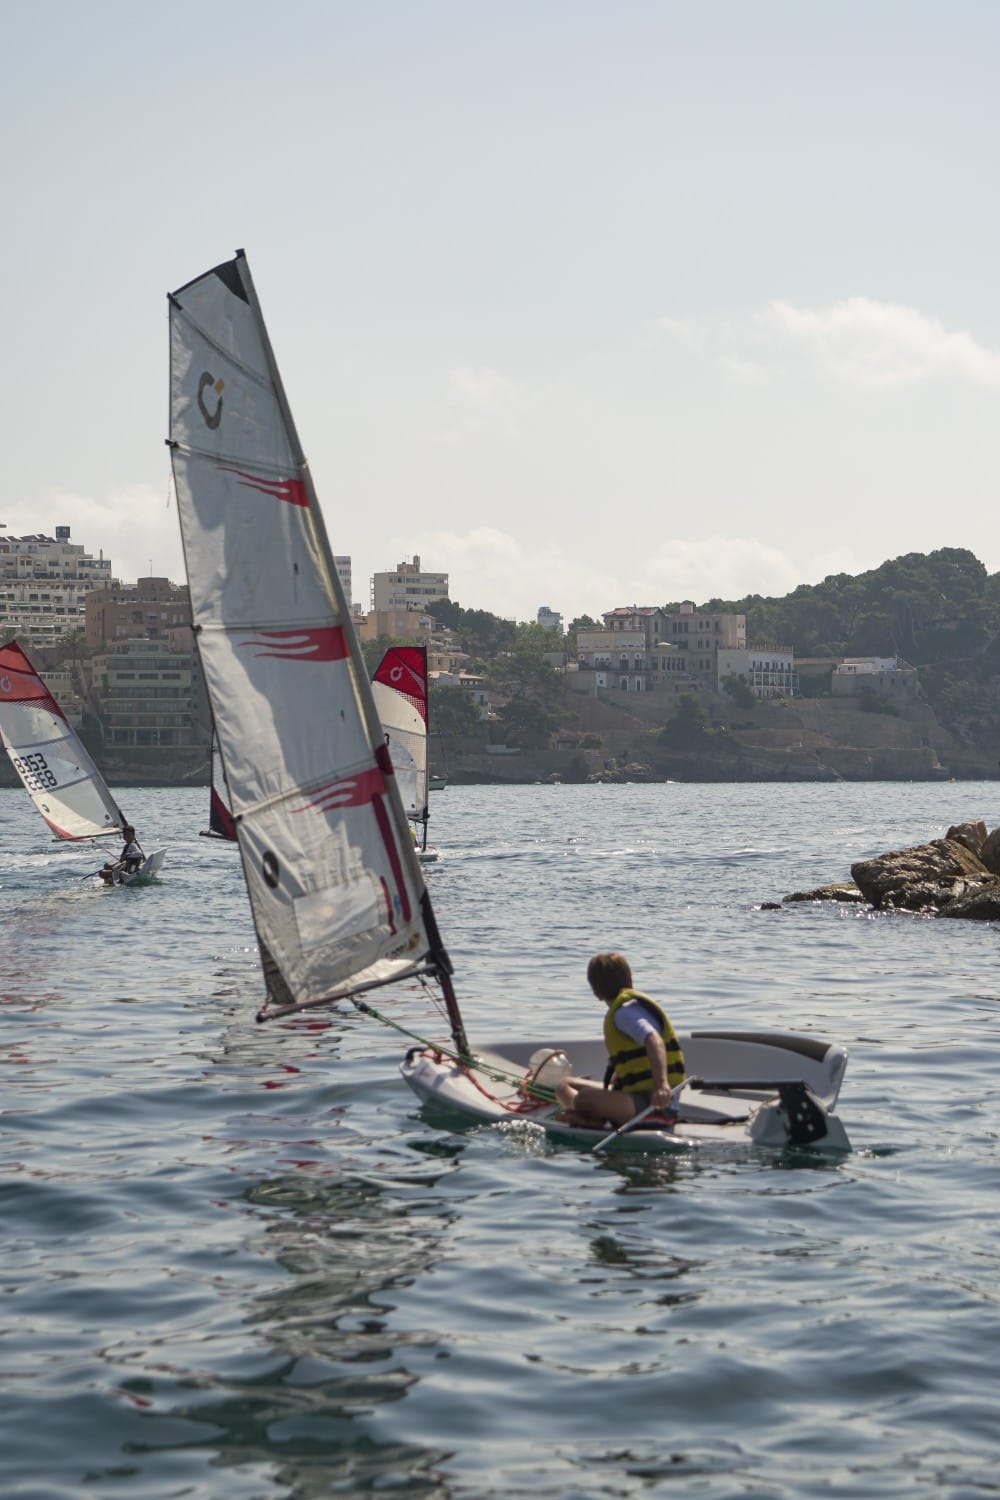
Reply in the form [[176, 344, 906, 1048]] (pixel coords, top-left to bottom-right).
[[84, 577, 191, 651], [371, 556, 449, 613], [90, 638, 203, 749], [0, 526, 114, 648]]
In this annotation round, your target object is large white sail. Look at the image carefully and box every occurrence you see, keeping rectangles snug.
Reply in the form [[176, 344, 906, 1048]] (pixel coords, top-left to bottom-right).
[[0, 641, 124, 840], [168, 253, 460, 1028], [371, 646, 429, 824]]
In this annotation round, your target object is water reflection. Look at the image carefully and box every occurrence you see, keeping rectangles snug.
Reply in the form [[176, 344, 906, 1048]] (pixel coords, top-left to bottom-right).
[[121, 1167, 461, 1497]]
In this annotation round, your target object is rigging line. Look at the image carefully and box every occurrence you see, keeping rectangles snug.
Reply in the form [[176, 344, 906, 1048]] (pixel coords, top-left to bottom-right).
[[349, 996, 558, 1102]]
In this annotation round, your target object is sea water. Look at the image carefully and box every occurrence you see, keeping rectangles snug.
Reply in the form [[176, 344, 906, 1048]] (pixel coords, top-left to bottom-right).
[[2, 781, 999, 1498]]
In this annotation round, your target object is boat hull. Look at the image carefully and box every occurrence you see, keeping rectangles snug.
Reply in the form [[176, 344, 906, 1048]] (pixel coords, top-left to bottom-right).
[[110, 850, 166, 886], [400, 1029, 850, 1153]]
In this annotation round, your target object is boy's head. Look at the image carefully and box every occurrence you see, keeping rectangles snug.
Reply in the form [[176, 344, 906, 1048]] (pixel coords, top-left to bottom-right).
[[586, 951, 632, 1002]]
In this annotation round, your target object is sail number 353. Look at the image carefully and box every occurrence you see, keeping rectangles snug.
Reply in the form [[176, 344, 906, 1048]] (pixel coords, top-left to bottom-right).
[[13, 752, 58, 791]]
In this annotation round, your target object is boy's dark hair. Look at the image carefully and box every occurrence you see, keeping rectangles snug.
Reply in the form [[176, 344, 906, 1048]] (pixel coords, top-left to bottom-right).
[[586, 951, 632, 1001]]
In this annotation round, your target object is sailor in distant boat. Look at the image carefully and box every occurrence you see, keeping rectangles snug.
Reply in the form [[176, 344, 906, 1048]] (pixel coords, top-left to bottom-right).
[[555, 952, 685, 1128], [99, 825, 145, 885]]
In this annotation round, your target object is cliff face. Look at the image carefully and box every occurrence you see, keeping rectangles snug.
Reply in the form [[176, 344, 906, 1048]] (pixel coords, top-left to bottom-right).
[[439, 687, 997, 784]]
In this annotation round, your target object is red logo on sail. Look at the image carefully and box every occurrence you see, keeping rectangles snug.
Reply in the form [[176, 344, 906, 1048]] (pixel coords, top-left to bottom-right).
[[220, 467, 309, 508], [372, 646, 427, 721], [238, 627, 349, 662]]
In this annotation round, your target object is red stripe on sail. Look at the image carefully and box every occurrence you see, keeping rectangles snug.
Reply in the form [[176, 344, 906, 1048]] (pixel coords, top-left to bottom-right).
[[372, 646, 427, 722], [292, 764, 386, 813], [219, 467, 309, 507], [291, 756, 413, 926], [0, 643, 67, 716], [238, 627, 349, 662], [373, 789, 412, 924]]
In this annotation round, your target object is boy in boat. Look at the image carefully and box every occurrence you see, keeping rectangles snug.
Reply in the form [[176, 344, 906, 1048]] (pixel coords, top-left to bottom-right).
[[99, 825, 144, 885], [554, 952, 685, 1128]]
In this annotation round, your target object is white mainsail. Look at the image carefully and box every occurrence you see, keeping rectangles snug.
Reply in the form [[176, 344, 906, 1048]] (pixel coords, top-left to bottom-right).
[[168, 252, 463, 1038], [371, 646, 429, 825], [0, 640, 124, 841]]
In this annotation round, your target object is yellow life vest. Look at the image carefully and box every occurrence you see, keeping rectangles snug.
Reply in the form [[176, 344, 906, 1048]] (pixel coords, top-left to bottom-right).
[[603, 990, 685, 1094]]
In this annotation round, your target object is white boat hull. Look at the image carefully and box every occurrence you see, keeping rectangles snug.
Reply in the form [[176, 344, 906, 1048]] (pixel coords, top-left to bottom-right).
[[110, 850, 166, 886], [401, 1029, 850, 1153]]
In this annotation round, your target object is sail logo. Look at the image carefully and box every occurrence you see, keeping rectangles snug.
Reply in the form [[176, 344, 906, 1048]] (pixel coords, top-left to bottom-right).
[[293, 765, 386, 814], [0, 675, 10, 694], [238, 627, 348, 662], [198, 372, 224, 429], [220, 466, 309, 508]]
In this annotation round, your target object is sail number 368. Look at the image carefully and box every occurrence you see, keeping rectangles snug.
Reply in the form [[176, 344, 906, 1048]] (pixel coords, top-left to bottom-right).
[[13, 752, 58, 791]]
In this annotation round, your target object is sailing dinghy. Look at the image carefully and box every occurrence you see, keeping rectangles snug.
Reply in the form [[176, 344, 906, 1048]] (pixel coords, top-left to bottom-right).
[[0, 640, 165, 883], [371, 645, 438, 862], [167, 251, 850, 1154]]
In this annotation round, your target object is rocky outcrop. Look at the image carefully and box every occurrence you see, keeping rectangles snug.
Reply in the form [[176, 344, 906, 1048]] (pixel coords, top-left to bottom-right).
[[783, 817, 1000, 920]]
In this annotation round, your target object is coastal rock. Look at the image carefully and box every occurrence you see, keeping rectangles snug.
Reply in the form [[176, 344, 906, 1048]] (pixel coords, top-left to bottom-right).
[[939, 881, 1000, 920], [783, 882, 866, 904], [850, 839, 990, 912], [945, 820, 988, 857], [980, 826, 1000, 875]]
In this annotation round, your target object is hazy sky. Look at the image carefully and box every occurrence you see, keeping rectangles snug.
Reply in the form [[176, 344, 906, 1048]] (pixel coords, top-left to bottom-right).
[[3, 1, 999, 623]]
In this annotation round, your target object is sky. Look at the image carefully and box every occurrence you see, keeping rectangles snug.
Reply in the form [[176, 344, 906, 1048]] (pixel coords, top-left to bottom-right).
[[3, 0, 1000, 625]]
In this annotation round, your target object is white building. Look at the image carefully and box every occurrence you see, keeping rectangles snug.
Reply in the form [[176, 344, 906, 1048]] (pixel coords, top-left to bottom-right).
[[717, 644, 797, 699], [537, 605, 563, 633], [832, 657, 917, 700], [334, 556, 352, 612], [0, 526, 115, 648], [371, 555, 449, 613]]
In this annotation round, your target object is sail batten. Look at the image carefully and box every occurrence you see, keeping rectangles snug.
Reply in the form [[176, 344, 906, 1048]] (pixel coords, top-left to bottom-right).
[[0, 641, 125, 841], [169, 252, 458, 1026]]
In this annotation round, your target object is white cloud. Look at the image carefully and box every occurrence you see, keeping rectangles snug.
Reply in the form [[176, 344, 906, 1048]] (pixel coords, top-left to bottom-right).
[[757, 296, 1000, 388], [4, 484, 184, 585], [388, 525, 615, 623], [383, 528, 859, 622]]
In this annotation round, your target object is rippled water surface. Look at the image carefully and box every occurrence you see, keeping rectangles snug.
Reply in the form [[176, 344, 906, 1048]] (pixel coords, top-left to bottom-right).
[[3, 781, 1000, 1498]]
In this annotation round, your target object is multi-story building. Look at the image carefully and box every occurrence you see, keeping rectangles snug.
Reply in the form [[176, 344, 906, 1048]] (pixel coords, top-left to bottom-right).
[[371, 556, 449, 614], [0, 525, 114, 648], [575, 628, 690, 693], [90, 637, 203, 750], [717, 644, 797, 699], [334, 556, 352, 612], [537, 606, 563, 634], [574, 601, 744, 693], [84, 577, 191, 651], [357, 607, 436, 644]]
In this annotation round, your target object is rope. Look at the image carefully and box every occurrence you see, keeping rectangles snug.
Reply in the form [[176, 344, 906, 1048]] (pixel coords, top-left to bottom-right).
[[350, 994, 559, 1106]]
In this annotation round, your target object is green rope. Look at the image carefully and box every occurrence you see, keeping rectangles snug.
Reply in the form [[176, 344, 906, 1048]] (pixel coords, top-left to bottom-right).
[[350, 997, 559, 1103]]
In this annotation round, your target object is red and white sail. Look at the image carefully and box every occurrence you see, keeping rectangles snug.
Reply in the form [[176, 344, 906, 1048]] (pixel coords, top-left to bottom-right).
[[168, 252, 457, 1022], [201, 730, 237, 841], [0, 640, 124, 840], [371, 646, 429, 823]]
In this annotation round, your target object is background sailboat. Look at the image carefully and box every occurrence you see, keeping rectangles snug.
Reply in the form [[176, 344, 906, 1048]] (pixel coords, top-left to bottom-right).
[[371, 645, 438, 862], [167, 251, 849, 1154], [0, 639, 164, 881], [200, 729, 237, 841]]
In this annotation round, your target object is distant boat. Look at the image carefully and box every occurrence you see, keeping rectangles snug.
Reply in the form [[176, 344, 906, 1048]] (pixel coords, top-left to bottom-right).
[[371, 645, 438, 863], [429, 774, 447, 792], [166, 250, 850, 1155], [200, 729, 237, 841], [0, 639, 165, 884]]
